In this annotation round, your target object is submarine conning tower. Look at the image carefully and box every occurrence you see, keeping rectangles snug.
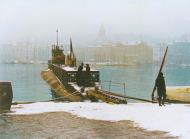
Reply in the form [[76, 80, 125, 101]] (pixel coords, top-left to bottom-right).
[[51, 30, 65, 65], [49, 30, 77, 67]]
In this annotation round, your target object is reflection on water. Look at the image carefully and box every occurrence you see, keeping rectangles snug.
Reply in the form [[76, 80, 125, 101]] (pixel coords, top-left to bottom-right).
[[0, 64, 51, 102], [0, 64, 190, 102], [98, 65, 156, 100], [98, 64, 190, 100]]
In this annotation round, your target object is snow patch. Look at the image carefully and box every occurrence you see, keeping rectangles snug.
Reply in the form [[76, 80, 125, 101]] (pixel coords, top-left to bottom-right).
[[10, 102, 190, 139]]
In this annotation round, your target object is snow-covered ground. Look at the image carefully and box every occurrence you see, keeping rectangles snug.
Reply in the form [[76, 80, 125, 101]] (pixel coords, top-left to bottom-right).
[[10, 102, 190, 139]]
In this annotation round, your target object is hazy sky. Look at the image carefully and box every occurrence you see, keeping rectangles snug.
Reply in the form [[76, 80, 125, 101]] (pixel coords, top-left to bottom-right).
[[1, 0, 190, 42]]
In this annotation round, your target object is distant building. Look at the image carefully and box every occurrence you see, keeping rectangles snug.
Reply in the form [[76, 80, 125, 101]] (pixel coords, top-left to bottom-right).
[[75, 42, 153, 65], [167, 41, 190, 65], [97, 24, 107, 43], [0, 42, 51, 63], [98, 24, 106, 38], [152, 44, 166, 64]]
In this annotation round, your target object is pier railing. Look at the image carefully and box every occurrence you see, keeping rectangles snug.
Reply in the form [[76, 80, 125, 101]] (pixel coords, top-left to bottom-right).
[[100, 80, 127, 98], [100, 80, 156, 103]]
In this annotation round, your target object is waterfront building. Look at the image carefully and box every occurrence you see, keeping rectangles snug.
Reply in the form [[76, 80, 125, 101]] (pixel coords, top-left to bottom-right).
[[167, 41, 190, 65], [75, 42, 153, 65], [0, 42, 51, 64]]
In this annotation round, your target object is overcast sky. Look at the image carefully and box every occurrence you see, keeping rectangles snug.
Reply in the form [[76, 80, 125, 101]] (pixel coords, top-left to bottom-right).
[[1, 0, 190, 42]]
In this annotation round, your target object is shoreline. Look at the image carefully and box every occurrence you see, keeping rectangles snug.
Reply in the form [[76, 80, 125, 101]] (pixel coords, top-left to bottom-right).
[[0, 112, 176, 139]]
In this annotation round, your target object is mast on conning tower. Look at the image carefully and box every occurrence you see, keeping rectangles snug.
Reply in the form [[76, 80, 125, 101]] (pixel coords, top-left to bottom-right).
[[70, 37, 73, 53], [56, 29, 59, 46], [65, 37, 76, 67]]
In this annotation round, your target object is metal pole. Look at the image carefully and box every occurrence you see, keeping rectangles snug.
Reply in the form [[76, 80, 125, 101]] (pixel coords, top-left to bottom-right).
[[56, 29, 58, 46], [123, 83, 126, 101], [109, 80, 111, 92], [100, 80, 103, 90]]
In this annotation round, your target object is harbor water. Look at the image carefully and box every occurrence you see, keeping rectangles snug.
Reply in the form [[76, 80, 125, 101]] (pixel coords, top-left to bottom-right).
[[0, 63, 190, 102]]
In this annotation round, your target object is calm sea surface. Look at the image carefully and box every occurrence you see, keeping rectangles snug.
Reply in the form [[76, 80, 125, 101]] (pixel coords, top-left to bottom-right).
[[0, 63, 190, 102]]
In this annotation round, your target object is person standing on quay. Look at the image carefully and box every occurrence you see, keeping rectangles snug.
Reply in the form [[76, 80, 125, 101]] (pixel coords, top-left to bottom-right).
[[155, 72, 166, 106], [85, 64, 91, 86], [76, 63, 84, 86]]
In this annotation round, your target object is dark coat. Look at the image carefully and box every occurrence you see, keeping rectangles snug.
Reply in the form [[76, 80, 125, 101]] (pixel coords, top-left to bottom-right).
[[76, 65, 84, 85], [155, 74, 166, 97]]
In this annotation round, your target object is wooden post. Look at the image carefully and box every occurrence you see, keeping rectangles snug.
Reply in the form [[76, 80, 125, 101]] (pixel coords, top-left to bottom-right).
[[0, 82, 13, 112]]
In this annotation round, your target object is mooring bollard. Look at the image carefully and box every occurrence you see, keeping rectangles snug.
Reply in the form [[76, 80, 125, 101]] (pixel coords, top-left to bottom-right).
[[0, 82, 13, 112]]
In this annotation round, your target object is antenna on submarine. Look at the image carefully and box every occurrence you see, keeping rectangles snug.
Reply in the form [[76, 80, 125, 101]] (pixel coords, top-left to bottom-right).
[[56, 29, 58, 46], [70, 37, 73, 53]]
